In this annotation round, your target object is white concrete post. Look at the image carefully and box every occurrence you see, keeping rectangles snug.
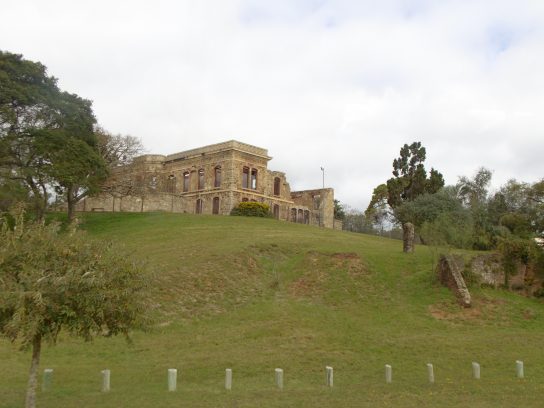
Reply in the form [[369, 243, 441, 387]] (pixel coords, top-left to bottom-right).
[[472, 362, 480, 379], [225, 368, 232, 390], [42, 369, 53, 392], [168, 369, 177, 391], [385, 365, 392, 384], [101, 369, 111, 392], [325, 366, 333, 387], [427, 363, 434, 383], [516, 361, 524, 379], [275, 368, 284, 390]]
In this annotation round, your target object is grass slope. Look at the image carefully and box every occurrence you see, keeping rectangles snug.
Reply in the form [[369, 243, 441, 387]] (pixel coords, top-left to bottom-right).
[[1, 213, 543, 407]]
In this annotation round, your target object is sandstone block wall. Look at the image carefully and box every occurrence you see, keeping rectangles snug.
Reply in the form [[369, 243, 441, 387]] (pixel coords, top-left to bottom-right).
[[78, 140, 337, 228]]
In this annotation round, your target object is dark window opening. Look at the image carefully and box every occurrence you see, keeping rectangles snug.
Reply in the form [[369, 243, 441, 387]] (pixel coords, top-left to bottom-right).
[[196, 199, 203, 214], [274, 177, 281, 196], [251, 169, 257, 190], [198, 169, 205, 190], [212, 197, 220, 214], [242, 167, 249, 189], [214, 166, 221, 188], [304, 210, 310, 224], [273, 204, 280, 219], [291, 208, 297, 222], [167, 175, 176, 193], [242, 198, 249, 202], [297, 209, 304, 223], [183, 172, 190, 192]]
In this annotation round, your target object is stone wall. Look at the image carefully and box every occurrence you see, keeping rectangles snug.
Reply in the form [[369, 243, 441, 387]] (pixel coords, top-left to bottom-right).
[[436, 255, 471, 307], [291, 188, 335, 228], [77, 140, 337, 228]]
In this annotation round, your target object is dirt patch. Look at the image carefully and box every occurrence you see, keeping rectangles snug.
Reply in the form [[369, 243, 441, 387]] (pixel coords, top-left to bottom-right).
[[288, 251, 367, 298], [429, 297, 508, 323]]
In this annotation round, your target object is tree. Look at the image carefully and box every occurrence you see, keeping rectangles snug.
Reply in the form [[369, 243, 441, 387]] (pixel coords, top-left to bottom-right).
[[0, 51, 108, 221], [95, 127, 144, 168], [333, 199, 346, 220], [0, 207, 150, 408], [367, 142, 444, 252]]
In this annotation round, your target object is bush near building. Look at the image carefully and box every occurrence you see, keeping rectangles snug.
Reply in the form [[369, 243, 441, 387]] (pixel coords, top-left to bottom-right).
[[230, 202, 271, 217]]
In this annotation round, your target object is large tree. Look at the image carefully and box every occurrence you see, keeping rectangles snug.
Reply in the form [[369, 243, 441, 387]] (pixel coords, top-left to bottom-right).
[[0, 208, 150, 408], [367, 142, 444, 252], [0, 51, 107, 221]]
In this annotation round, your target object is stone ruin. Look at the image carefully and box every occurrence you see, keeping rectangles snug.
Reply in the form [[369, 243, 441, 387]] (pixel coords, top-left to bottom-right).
[[77, 140, 343, 229], [437, 252, 544, 305], [436, 255, 472, 308]]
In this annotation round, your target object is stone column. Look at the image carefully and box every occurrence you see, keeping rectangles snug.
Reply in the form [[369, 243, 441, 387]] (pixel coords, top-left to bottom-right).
[[275, 368, 283, 390], [385, 365, 392, 383], [168, 369, 177, 391], [325, 366, 333, 387], [225, 369, 232, 390], [42, 369, 53, 392], [101, 369, 111, 392]]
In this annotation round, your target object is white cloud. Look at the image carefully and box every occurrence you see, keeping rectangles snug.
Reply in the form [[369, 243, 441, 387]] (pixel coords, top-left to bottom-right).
[[1, 0, 543, 209]]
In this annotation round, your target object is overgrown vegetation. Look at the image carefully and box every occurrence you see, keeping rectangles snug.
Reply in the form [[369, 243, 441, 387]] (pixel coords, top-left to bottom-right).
[[230, 201, 272, 217]]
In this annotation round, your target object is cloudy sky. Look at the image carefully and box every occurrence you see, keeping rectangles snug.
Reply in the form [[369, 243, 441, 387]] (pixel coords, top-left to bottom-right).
[[1, 0, 543, 209]]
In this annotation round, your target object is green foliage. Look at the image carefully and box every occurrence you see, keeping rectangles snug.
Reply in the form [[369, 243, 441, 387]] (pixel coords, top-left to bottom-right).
[[0, 51, 107, 220], [333, 199, 345, 220], [0, 208, 150, 349], [367, 142, 444, 226], [496, 236, 532, 286], [394, 191, 464, 229], [230, 202, 271, 217], [419, 210, 474, 250]]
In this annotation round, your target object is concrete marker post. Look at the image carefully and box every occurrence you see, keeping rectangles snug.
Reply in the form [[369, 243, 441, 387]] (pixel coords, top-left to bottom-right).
[[427, 363, 434, 383], [516, 360, 524, 379], [275, 368, 283, 390], [101, 369, 111, 392], [42, 369, 53, 392], [472, 362, 480, 379], [325, 366, 333, 388], [385, 365, 392, 384], [225, 368, 232, 390], [167, 369, 177, 392]]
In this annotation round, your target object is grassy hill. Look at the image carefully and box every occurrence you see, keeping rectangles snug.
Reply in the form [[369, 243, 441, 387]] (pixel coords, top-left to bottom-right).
[[1, 212, 543, 407]]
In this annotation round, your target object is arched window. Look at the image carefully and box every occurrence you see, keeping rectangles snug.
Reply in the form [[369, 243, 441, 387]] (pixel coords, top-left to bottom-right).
[[196, 199, 203, 214], [274, 177, 281, 196], [183, 172, 190, 192], [251, 169, 258, 189], [198, 169, 205, 190], [297, 209, 304, 223], [212, 197, 220, 214], [242, 167, 250, 189], [273, 204, 280, 219], [214, 166, 221, 188]]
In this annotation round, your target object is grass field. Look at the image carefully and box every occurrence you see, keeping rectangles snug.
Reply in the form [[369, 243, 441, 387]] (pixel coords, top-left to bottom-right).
[[1, 212, 544, 407]]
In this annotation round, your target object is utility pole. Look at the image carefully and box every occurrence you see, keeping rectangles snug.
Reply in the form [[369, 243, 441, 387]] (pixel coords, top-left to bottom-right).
[[320, 167, 325, 188]]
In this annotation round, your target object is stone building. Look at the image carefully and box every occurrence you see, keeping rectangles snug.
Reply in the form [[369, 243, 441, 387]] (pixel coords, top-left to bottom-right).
[[78, 140, 339, 228]]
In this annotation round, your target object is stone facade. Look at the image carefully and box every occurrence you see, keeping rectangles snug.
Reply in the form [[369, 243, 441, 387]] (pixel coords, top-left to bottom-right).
[[78, 140, 337, 228]]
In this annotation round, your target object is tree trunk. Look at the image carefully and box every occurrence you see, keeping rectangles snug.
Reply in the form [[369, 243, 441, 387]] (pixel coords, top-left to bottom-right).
[[402, 222, 415, 253], [25, 335, 42, 408], [67, 187, 75, 223]]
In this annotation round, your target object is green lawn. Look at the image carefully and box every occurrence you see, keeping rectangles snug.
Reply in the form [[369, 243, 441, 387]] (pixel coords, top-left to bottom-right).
[[2, 212, 543, 407]]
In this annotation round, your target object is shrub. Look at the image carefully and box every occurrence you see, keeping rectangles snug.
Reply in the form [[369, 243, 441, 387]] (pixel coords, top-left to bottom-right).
[[230, 202, 271, 217]]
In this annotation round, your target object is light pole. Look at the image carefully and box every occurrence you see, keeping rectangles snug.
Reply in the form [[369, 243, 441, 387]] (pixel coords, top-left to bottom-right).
[[320, 167, 325, 189]]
